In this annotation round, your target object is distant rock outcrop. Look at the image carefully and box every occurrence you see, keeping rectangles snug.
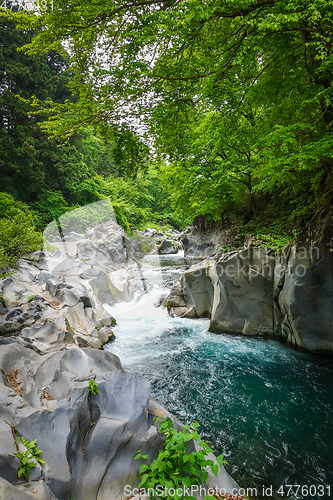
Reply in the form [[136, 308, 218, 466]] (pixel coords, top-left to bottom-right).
[[158, 239, 178, 254], [180, 216, 240, 259]]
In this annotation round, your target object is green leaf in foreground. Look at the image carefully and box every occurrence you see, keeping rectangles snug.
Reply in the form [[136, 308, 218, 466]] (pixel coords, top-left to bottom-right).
[[135, 417, 228, 499]]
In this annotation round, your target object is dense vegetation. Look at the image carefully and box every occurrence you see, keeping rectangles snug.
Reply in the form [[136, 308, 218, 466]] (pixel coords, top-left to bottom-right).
[[0, 19, 179, 268], [1, 1, 333, 266]]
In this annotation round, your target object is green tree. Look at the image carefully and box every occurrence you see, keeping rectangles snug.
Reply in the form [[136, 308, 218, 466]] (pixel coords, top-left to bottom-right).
[[0, 20, 102, 226], [5, 0, 333, 229]]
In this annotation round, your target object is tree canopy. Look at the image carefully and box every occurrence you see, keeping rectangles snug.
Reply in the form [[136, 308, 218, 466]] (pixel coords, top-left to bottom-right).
[[3, 0, 333, 234], [0, 18, 180, 270]]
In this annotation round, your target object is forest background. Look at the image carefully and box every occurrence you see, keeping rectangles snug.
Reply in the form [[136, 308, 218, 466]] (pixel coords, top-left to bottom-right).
[[1, 0, 333, 267]]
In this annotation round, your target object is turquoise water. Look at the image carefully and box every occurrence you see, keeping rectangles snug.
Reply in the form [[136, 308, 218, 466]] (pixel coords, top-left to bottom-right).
[[105, 253, 333, 499]]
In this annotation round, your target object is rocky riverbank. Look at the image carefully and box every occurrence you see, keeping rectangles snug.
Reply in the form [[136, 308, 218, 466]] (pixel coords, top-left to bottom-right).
[[165, 220, 333, 355], [0, 218, 240, 500]]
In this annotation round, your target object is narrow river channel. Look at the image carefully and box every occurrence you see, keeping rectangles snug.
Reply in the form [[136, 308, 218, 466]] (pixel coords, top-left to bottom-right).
[[104, 252, 333, 500]]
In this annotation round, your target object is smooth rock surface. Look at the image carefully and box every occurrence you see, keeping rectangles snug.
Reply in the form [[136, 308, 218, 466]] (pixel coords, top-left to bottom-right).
[[165, 243, 333, 353], [0, 478, 58, 500], [158, 239, 178, 255]]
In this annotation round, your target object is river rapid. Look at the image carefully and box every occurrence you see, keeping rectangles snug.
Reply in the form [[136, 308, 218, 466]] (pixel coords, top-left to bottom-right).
[[104, 252, 333, 500]]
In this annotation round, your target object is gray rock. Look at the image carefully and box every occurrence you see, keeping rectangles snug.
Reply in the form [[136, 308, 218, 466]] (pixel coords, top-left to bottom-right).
[[0, 477, 58, 500], [2, 279, 28, 308], [0, 345, 165, 500], [97, 326, 115, 345], [0, 302, 46, 337], [69, 231, 85, 240], [0, 221, 243, 500], [0, 418, 20, 484], [158, 240, 177, 255], [152, 232, 164, 239], [181, 222, 223, 259], [76, 337, 90, 348], [15, 262, 40, 284], [166, 249, 276, 335], [79, 268, 104, 279], [143, 227, 154, 233], [34, 271, 52, 284], [278, 245, 333, 353], [166, 241, 333, 353], [51, 257, 83, 277], [89, 271, 128, 305], [209, 248, 276, 336], [20, 320, 75, 352], [0, 303, 7, 314]]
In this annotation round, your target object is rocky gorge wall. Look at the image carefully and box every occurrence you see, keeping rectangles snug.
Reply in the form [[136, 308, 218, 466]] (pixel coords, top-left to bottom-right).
[[166, 223, 333, 355]]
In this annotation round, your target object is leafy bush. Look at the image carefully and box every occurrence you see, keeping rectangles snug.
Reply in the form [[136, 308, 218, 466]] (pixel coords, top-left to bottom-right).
[[0, 193, 42, 270], [0, 192, 32, 219], [30, 190, 70, 230], [238, 218, 292, 251], [88, 379, 99, 395], [135, 417, 227, 500], [14, 436, 44, 481]]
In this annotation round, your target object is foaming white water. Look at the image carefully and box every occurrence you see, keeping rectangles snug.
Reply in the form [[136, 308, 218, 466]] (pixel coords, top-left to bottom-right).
[[104, 286, 210, 366], [104, 250, 210, 364], [105, 286, 167, 322]]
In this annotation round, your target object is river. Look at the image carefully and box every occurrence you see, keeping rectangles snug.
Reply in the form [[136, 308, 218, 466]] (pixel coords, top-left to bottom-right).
[[104, 251, 333, 500]]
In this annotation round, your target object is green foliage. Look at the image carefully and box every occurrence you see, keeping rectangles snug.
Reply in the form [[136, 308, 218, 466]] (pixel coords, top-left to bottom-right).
[[141, 239, 154, 254], [137, 222, 173, 233], [0, 214, 42, 268], [6, 0, 333, 235], [0, 192, 32, 220], [238, 218, 294, 251], [0, 20, 183, 258], [30, 190, 70, 231], [14, 436, 44, 481], [54, 172, 180, 235], [88, 379, 99, 396], [130, 233, 155, 254], [220, 244, 232, 253], [135, 417, 227, 500], [0, 193, 42, 269]]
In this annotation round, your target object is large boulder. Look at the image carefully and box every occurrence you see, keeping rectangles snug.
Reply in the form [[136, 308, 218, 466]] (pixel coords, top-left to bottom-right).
[[165, 261, 214, 318], [277, 244, 333, 353], [209, 249, 276, 336], [165, 244, 333, 353], [181, 216, 239, 259], [158, 239, 178, 255], [166, 249, 276, 337], [0, 343, 163, 500]]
